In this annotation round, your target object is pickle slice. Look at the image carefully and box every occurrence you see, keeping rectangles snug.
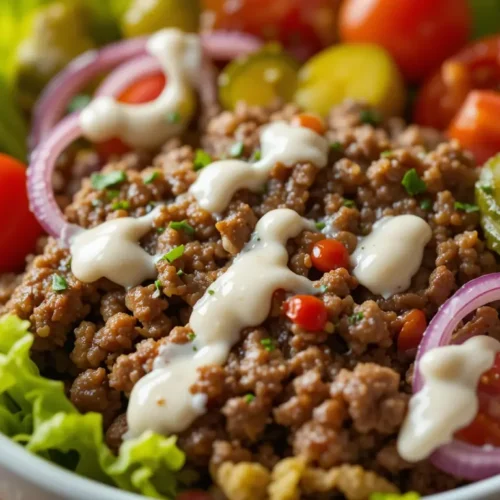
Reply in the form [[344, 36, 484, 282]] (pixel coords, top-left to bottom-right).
[[218, 46, 300, 110], [294, 43, 406, 117]]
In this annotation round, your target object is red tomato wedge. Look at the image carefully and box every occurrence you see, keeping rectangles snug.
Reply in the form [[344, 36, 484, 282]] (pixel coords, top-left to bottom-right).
[[0, 154, 43, 272], [96, 73, 166, 159], [447, 90, 500, 165], [339, 0, 471, 82], [415, 36, 500, 130]]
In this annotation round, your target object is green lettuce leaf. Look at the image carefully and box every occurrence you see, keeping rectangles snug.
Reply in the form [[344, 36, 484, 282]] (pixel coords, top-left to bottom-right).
[[0, 314, 185, 499]]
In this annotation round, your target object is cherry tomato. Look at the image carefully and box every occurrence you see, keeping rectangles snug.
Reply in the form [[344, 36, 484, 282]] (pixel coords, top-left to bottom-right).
[[96, 73, 166, 159], [311, 239, 350, 273], [397, 309, 427, 352], [339, 0, 471, 82], [456, 412, 500, 447], [176, 490, 212, 500], [283, 295, 328, 332], [447, 91, 500, 166], [291, 113, 326, 135], [202, 0, 340, 60], [415, 36, 500, 130], [0, 154, 43, 272]]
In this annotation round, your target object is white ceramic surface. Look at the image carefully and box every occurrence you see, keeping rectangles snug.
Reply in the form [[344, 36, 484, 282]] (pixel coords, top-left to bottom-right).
[[0, 434, 499, 500]]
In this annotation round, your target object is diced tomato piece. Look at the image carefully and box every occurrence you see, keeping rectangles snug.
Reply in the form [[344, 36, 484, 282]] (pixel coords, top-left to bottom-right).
[[447, 90, 500, 165], [291, 113, 326, 135], [311, 239, 350, 273], [283, 295, 328, 332], [456, 412, 500, 447], [397, 309, 427, 352]]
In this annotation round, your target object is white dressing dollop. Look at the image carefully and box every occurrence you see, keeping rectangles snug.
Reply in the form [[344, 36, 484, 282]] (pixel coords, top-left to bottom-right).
[[189, 121, 329, 213], [80, 29, 200, 149], [398, 335, 500, 462], [71, 207, 161, 289], [351, 215, 432, 299], [127, 208, 316, 436]]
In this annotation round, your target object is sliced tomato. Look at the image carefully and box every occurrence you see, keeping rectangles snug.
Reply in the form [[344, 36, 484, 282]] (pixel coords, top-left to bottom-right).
[[339, 0, 471, 82], [415, 36, 500, 129], [447, 91, 500, 165], [96, 73, 166, 159], [397, 309, 427, 352], [0, 155, 43, 272]]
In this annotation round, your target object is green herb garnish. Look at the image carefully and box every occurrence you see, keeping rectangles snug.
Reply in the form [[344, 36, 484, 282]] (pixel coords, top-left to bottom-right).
[[348, 312, 364, 325], [208, 289, 215, 296], [157, 227, 165, 234], [106, 189, 120, 201], [194, 149, 212, 171], [144, 171, 159, 184], [330, 141, 343, 152], [187, 333, 196, 342], [250, 149, 262, 162], [166, 111, 181, 124], [91, 171, 126, 190], [169, 220, 195, 236], [401, 168, 427, 196], [111, 200, 130, 211], [52, 274, 68, 293], [343, 199, 356, 208], [229, 141, 244, 158], [359, 109, 381, 126], [260, 338, 276, 352], [67, 94, 92, 113], [420, 199, 432, 211], [454, 201, 479, 213], [381, 150, 392, 158], [177, 269, 184, 276], [480, 184, 493, 195], [244, 393, 255, 404], [315, 221, 326, 230], [162, 245, 185, 263]]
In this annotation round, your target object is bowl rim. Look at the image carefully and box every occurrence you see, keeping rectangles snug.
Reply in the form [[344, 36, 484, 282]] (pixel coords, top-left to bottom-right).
[[1, 434, 500, 500]]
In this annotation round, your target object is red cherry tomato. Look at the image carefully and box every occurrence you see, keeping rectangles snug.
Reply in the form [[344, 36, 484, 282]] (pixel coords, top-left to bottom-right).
[[291, 113, 326, 135], [311, 239, 350, 273], [397, 309, 427, 352], [283, 295, 328, 332], [0, 154, 43, 272], [339, 0, 471, 82], [96, 73, 166, 159], [202, 0, 339, 59], [176, 490, 212, 500], [415, 36, 500, 129], [447, 90, 500, 165]]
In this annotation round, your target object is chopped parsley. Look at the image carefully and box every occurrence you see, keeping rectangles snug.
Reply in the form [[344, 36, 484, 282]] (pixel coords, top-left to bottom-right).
[[244, 393, 255, 404], [67, 94, 91, 113], [250, 149, 262, 162], [330, 141, 343, 152], [229, 141, 244, 158], [348, 312, 364, 325], [480, 184, 493, 195], [187, 332, 196, 342], [401, 168, 427, 196], [166, 110, 181, 124], [343, 199, 356, 208], [420, 199, 432, 211], [144, 171, 159, 184], [157, 227, 165, 234], [153, 280, 162, 298], [162, 244, 185, 263], [260, 338, 276, 352], [359, 109, 381, 126], [52, 274, 68, 292], [193, 149, 213, 171], [381, 150, 392, 158], [177, 269, 184, 276], [315, 221, 326, 230], [208, 289, 215, 296], [111, 200, 130, 211], [454, 201, 479, 213], [169, 220, 195, 236], [106, 189, 120, 200], [91, 171, 126, 190]]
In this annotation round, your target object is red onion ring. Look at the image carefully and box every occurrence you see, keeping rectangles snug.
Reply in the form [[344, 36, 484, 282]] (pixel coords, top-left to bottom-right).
[[413, 273, 500, 480], [31, 31, 263, 148], [27, 114, 82, 244]]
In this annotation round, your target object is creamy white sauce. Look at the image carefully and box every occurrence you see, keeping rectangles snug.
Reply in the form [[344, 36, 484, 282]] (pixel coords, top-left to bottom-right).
[[127, 208, 316, 436], [71, 207, 161, 289], [80, 29, 200, 149], [351, 215, 432, 299], [189, 121, 329, 213], [398, 335, 500, 462]]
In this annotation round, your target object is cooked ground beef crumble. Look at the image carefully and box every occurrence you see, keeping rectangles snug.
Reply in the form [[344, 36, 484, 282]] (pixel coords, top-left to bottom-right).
[[2, 100, 498, 498]]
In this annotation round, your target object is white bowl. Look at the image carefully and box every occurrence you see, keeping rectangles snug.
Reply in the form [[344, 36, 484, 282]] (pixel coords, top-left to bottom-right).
[[0, 433, 499, 500]]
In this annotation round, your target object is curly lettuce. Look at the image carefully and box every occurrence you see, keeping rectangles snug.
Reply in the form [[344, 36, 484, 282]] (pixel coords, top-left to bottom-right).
[[0, 314, 184, 499]]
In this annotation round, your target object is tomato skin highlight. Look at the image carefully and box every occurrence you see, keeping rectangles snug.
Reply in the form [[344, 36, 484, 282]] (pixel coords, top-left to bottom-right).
[[339, 0, 471, 82], [0, 154, 43, 273], [415, 36, 500, 130], [311, 239, 350, 273], [397, 309, 427, 352], [447, 91, 500, 166], [283, 295, 328, 332], [97, 73, 166, 159]]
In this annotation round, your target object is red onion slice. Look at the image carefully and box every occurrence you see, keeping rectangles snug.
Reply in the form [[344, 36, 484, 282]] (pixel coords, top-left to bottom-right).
[[413, 273, 500, 480], [27, 113, 82, 244]]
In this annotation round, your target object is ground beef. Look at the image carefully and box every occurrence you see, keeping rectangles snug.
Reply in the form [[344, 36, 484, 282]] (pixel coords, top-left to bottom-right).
[[2, 100, 497, 498]]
